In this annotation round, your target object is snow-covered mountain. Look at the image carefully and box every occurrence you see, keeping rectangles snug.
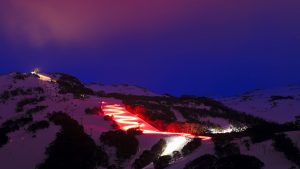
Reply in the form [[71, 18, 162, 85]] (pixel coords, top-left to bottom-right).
[[220, 86, 300, 123], [0, 72, 299, 169], [87, 83, 159, 96]]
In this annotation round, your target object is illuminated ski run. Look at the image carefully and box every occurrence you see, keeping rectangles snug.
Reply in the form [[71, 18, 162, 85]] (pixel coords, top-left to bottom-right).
[[102, 103, 211, 141]]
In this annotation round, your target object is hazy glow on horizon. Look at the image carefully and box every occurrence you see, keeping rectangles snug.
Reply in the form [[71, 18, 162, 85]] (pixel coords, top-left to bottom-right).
[[0, 0, 192, 46]]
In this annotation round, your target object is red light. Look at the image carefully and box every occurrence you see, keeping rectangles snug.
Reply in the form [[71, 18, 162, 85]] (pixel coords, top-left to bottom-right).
[[102, 103, 211, 141]]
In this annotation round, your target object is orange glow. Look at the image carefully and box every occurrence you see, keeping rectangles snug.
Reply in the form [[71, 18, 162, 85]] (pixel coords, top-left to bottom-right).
[[31, 71, 55, 82], [102, 103, 211, 141]]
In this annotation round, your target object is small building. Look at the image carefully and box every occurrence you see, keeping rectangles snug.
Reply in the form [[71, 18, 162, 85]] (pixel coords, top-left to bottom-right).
[[31, 68, 55, 82]]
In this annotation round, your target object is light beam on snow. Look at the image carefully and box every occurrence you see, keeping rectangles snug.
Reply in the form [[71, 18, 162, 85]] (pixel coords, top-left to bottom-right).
[[162, 136, 190, 155], [102, 103, 211, 140]]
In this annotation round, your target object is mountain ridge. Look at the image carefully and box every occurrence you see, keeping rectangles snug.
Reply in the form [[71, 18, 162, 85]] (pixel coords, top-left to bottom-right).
[[0, 71, 299, 169]]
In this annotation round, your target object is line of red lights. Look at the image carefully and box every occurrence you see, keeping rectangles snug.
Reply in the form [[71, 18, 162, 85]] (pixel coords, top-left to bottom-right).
[[101, 103, 211, 141]]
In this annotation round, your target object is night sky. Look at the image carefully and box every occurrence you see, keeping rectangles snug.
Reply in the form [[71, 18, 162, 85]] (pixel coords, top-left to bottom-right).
[[0, 0, 300, 96]]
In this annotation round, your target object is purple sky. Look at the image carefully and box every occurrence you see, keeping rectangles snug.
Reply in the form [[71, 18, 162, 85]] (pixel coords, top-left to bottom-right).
[[0, 0, 300, 96]]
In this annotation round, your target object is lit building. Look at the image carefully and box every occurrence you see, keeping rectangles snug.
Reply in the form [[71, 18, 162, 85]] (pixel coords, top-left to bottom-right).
[[31, 68, 55, 82]]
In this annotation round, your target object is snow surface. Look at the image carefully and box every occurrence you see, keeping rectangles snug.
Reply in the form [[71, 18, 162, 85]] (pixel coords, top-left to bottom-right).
[[200, 117, 229, 128], [236, 136, 299, 169], [0, 73, 299, 169], [171, 108, 186, 122], [0, 126, 59, 169], [220, 86, 300, 123]]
